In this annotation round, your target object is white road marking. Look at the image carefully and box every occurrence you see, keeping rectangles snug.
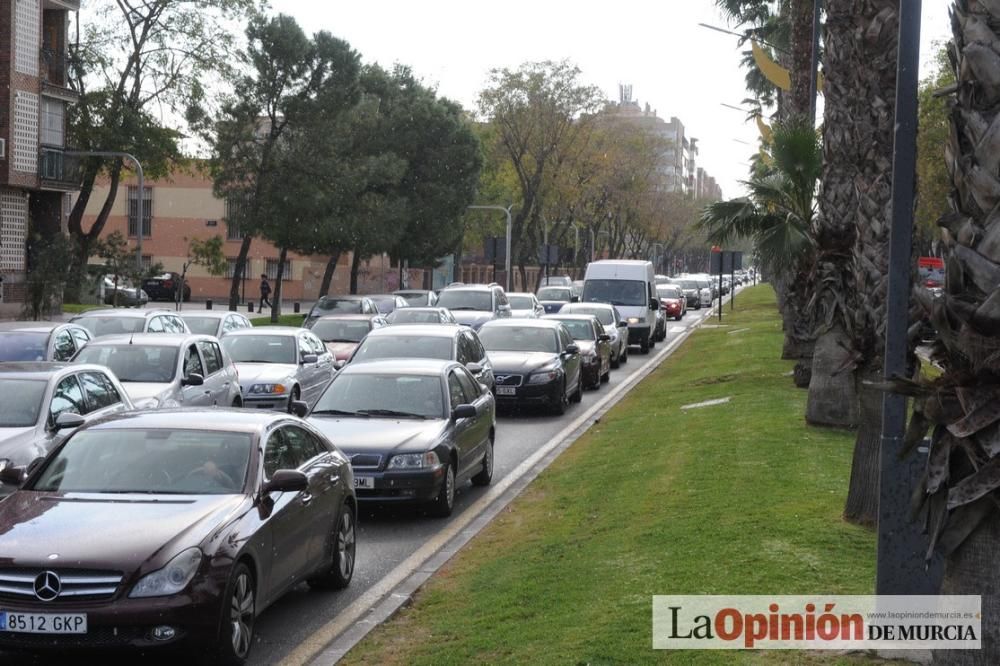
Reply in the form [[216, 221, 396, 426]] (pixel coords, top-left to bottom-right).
[[680, 397, 732, 410]]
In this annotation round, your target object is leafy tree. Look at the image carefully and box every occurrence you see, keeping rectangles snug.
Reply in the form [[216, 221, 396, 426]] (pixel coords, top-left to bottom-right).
[[915, 46, 952, 256], [92, 231, 160, 307], [64, 0, 258, 298], [23, 234, 75, 320]]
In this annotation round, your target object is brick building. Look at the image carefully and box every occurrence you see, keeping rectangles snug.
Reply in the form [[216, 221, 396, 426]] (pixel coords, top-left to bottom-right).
[[0, 0, 79, 310]]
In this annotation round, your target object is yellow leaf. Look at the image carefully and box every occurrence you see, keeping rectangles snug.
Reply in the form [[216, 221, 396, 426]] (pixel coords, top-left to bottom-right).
[[752, 40, 791, 91], [756, 115, 773, 143]]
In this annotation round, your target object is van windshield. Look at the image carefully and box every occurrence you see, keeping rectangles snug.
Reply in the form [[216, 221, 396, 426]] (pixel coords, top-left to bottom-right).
[[583, 279, 647, 307]]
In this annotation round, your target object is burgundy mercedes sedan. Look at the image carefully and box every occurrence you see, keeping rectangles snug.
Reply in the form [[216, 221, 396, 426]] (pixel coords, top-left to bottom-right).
[[0, 409, 357, 664]]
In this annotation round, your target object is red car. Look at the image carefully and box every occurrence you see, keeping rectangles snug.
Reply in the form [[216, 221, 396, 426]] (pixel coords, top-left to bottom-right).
[[656, 284, 687, 321]]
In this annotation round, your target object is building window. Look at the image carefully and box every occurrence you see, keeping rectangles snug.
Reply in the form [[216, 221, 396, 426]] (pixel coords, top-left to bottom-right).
[[15, 0, 40, 76], [265, 258, 291, 281], [0, 190, 28, 272], [205, 219, 218, 227], [128, 186, 152, 238], [140, 255, 153, 272], [40, 98, 64, 147], [12, 92, 39, 174], [225, 257, 241, 279], [225, 196, 245, 240]]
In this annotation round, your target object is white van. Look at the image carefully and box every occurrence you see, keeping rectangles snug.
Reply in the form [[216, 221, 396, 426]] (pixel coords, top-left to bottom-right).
[[582, 260, 658, 354]]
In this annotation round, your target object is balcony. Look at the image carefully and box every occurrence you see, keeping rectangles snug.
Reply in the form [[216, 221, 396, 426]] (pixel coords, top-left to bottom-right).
[[40, 48, 78, 101], [39, 146, 82, 191], [43, 0, 80, 10]]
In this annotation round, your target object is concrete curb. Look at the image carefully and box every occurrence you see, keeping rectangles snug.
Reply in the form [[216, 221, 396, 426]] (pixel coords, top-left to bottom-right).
[[288, 292, 737, 665]]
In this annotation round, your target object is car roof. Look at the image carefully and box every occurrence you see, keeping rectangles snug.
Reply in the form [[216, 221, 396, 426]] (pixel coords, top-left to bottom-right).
[[314, 313, 380, 322], [178, 311, 242, 320], [441, 284, 495, 292], [318, 295, 366, 301], [0, 361, 111, 379], [480, 319, 563, 329], [84, 408, 289, 435], [391, 307, 448, 314], [368, 294, 400, 299], [338, 358, 458, 377], [543, 314, 598, 322], [72, 308, 174, 319], [506, 292, 535, 298], [366, 324, 465, 338], [0, 321, 66, 333], [393, 289, 431, 294], [562, 302, 614, 310], [224, 326, 303, 337], [82, 333, 214, 347]]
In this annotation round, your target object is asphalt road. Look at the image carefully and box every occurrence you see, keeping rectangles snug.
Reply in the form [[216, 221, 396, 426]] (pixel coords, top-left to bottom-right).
[[4, 297, 732, 665]]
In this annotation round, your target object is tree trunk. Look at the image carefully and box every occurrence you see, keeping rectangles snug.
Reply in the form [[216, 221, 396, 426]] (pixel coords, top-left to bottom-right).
[[228, 236, 253, 310], [349, 250, 361, 295], [788, 0, 816, 121], [270, 246, 287, 323], [805, 326, 859, 427], [319, 252, 340, 297], [842, 369, 882, 525]]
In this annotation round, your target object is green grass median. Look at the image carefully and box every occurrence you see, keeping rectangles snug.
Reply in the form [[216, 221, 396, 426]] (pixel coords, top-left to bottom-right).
[[250, 313, 305, 327], [342, 285, 876, 665]]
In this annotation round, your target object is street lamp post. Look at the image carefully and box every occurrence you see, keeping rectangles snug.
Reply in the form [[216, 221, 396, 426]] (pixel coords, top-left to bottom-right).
[[467, 205, 513, 291], [65, 151, 145, 270]]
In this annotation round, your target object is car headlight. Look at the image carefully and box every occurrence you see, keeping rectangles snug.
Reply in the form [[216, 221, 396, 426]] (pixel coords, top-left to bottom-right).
[[627, 317, 641, 325], [582, 352, 597, 365], [0, 459, 9, 474], [129, 547, 203, 598], [387, 451, 440, 469], [527, 366, 561, 384], [249, 383, 286, 395]]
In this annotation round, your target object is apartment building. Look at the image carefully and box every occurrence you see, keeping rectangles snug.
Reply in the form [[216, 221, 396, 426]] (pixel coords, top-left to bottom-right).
[[0, 0, 79, 307]]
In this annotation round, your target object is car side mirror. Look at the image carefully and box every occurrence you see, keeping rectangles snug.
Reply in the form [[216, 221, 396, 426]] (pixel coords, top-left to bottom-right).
[[649, 298, 659, 310], [289, 400, 309, 418], [452, 404, 477, 420], [53, 412, 85, 431], [466, 362, 483, 374], [300, 354, 318, 365], [599, 334, 610, 342], [334, 359, 347, 370], [0, 463, 26, 486], [263, 469, 308, 494], [182, 373, 204, 387], [571, 296, 580, 303], [617, 321, 628, 328], [565, 343, 580, 355]]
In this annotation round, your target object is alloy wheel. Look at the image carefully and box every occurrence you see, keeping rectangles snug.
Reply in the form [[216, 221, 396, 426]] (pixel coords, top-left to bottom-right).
[[337, 510, 356, 580], [229, 571, 255, 658]]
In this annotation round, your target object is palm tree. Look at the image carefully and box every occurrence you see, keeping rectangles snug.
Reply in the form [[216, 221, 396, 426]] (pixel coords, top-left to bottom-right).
[[901, 2, 1000, 660], [699, 121, 819, 361]]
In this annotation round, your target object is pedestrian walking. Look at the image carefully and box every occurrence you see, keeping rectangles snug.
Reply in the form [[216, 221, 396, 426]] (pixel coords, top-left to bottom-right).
[[259, 273, 272, 310]]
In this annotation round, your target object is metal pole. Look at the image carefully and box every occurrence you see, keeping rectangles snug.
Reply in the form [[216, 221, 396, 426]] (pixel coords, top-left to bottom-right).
[[467, 204, 514, 292], [808, 0, 823, 127], [878, 0, 939, 595]]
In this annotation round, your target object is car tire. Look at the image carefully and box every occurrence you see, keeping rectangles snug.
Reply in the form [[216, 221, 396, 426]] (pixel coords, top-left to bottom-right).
[[571, 378, 583, 403], [640, 338, 650, 354], [620, 347, 628, 364], [551, 380, 568, 416], [471, 436, 494, 487], [232, 397, 243, 408], [611, 353, 620, 369], [429, 461, 456, 517], [215, 562, 255, 666], [601, 365, 610, 383], [286, 386, 301, 414], [309, 502, 356, 589]]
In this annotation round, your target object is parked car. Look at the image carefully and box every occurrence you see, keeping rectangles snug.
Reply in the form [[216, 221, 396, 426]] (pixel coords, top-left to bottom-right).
[[71, 308, 190, 338], [74, 333, 242, 410], [367, 294, 409, 315], [179, 311, 254, 338], [393, 289, 438, 307], [386, 307, 457, 325], [583, 260, 658, 354], [103, 277, 149, 307], [304, 296, 380, 328], [538, 276, 573, 287], [221, 327, 334, 410], [141, 271, 192, 302], [506, 292, 545, 318], [0, 322, 92, 362], [434, 284, 511, 330], [558, 302, 629, 367], [306, 359, 495, 517], [536, 286, 577, 314], [306, 314, 387, 361], [543, 314, 611, 389], [346, 324, 495, 392], [0, 409, 356, 664], [478, 319, 582, 415], [657, 284, 687, 321], [0, 362, 132, 496]]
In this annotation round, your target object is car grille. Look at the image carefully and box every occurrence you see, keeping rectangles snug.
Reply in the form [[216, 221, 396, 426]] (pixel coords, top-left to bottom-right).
[[0, 568, 123, 602], [494, 374, 523, 387], [351, 454, 382, 469]]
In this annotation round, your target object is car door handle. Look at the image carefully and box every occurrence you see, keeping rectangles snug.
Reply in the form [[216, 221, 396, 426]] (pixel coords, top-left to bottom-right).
[[327, 474, 339, 484], [300, 493, 313, 505]]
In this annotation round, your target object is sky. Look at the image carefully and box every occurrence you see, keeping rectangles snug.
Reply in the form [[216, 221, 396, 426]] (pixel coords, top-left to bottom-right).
[[269, 1, 952, 199]]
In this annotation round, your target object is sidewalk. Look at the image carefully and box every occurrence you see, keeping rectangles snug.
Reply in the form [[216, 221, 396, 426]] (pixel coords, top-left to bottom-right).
[[340, 286, 875, 665]]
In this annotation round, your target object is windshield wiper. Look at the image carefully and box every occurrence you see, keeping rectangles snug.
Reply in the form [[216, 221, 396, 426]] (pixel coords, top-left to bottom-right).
[[447, 306, 478, 311], [326, 338, 359, 343], [311, 408, 368, 417], [356, 409, 429, 419]]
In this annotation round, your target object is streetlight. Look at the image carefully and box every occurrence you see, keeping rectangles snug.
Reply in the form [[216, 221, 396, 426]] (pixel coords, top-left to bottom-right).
[[65, 151, 145, 270], [467, 205, 513, 291]]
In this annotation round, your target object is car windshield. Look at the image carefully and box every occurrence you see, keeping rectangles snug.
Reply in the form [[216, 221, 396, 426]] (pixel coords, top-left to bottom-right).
[[565, 307, 614, 326], [388, 310, 441, 324], [353, 335, 453, 362], [372, 298, 398, 313], [537, 287, 572, 301], [507, 295, 535, 309], [396, 292, 427, 306], [0, 332, 49, 361], [31, 429, 253, 495], [582, 279, 647, 307], [676, 280, 699, 290], [314, 298, 363, 314], [552, 320, 595, 340], [314, 374, 444, 419], [657, 286, 682, 299], [74, 316, 146, 337], [311, 319, 372, 343], [221, 335, 296, 364], [0, 379, 47, 427], [75, 345, 179, 383], [436, 290, 492, 311], [180, 317, 219, 335], [479, 326, 558, 353]]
